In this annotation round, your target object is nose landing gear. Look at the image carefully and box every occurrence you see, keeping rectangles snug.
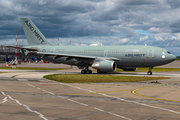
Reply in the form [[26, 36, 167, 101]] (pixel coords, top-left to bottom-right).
[[147, 67, 153, 75]]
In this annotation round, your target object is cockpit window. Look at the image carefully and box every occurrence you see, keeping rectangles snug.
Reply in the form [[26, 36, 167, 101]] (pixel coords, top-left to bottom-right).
[[167, 51, 171, 54], [163, 51, 171, 54]]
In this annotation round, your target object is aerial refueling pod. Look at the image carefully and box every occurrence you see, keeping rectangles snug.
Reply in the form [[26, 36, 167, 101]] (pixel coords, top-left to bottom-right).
[[121, 67, 137, 71], [92, 60, 117, 72]]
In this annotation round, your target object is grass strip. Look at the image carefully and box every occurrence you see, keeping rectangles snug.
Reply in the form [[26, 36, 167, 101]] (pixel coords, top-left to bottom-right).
[[92, 68, 180, 72], [44, 74, 169, 83], [0, 66, 68, 71], [115, 68, 180, 72]]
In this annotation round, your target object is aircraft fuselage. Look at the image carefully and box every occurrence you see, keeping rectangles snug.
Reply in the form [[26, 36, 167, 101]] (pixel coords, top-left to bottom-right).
[[27, 45, 176, 68]]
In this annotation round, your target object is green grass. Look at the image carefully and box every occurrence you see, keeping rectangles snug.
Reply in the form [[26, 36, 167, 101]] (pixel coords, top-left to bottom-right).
[[92, 68, 180, 72], [0, 66, 68, 71], [115, 68, 180, 72], [43, 74, 169, 83], [176, 58, 180, 60]]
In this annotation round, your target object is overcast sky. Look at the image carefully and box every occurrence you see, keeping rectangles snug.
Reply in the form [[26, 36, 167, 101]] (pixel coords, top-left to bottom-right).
[[1, 0, 180, 55]]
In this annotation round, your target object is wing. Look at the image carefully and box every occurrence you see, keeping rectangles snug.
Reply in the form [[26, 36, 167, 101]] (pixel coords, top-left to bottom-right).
[[37, 52, 121, 61], [6, 46, 121, 64]]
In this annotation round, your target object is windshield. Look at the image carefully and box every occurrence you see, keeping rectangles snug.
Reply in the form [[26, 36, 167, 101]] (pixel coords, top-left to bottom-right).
[[167, 51, 171, 54], [162, 51, 171, 54]]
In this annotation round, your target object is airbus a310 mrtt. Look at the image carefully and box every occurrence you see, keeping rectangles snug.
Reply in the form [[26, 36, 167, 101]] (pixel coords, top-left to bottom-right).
[[8, 18, 176, 75]]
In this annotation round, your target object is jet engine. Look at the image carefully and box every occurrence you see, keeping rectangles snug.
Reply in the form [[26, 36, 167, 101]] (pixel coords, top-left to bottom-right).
[[92, 60, 117, 72], [121, 67, 137, 71]]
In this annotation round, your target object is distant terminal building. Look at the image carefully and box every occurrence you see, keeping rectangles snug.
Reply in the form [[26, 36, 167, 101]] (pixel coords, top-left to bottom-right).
[[0, 45, 35, 63]]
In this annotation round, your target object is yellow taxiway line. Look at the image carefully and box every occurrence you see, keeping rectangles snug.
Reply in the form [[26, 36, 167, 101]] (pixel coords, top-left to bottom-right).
[[131, 83, 180, 103]]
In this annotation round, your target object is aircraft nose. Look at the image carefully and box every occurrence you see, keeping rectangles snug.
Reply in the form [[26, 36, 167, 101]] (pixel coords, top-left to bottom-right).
[[169, 54, 176, 62], [172, 54, 177, 61], [162, 54, 176, 64]]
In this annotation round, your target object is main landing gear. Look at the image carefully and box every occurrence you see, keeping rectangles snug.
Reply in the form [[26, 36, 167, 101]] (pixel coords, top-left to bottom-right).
[[147, 67, 153, 75], [81, 66, 92, 74], [79, 66, 92, 74], [81, 69, 92, 74]]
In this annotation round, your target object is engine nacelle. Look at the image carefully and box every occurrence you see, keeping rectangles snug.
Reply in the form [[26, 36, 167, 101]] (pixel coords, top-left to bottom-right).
[[92, 60, 117, 72], [121, 67, 137, 71]]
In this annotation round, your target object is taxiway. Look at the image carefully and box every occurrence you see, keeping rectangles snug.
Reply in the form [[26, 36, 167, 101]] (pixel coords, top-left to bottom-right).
[[0, 62, 180, 120]]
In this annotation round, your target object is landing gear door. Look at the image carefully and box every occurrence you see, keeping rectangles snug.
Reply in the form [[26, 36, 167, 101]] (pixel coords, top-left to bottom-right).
[[147, 49, 154, 58], [104, 50, 108, 57]]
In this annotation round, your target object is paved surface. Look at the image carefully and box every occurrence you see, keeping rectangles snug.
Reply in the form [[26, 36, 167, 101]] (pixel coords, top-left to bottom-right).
[[7, 60, 180, 68], [0, 62, 180, 120], [156, 61, 180, 68], [2, 60, 180, 69]]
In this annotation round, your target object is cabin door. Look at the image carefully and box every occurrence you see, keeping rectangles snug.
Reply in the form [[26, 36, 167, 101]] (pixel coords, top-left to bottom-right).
[[104, 50, 108, 57], [147, 48, 154, 58]]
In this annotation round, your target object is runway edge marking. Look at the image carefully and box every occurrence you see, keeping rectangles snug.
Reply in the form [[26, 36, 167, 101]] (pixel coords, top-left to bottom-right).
[[27, 83, 132, 120], [52, 82, 180, 115], [1, 91, 48, 120], [94, 107, 104, 112], [108, 112, 132, 120], [0, 92, 8, 104], [68, 99, 88, 106]]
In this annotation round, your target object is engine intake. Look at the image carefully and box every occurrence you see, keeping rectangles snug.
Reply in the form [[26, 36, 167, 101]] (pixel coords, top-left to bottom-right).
[[92, 60, 117, 72]]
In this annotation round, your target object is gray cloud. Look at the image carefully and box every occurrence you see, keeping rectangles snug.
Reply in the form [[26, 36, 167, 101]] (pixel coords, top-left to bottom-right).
[[149, 27, 161, 34], [119, 0, 159, 5], [1, 0, 180, 55], [166, 0, 180, 9]]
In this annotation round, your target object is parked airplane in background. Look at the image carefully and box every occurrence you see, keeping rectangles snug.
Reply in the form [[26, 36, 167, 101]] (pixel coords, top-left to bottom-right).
[[8, 18, 176, 75]]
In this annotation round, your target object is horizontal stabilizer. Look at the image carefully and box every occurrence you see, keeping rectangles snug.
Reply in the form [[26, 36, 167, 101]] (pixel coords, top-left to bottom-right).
[[6, 46, 38, 51]]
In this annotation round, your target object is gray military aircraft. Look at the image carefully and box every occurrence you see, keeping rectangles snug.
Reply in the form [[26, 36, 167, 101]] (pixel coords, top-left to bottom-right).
[[8, 18, 176, 75]]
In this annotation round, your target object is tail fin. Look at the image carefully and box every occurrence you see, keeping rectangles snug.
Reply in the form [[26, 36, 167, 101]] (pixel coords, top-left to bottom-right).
[[20, 17, 54, 46]]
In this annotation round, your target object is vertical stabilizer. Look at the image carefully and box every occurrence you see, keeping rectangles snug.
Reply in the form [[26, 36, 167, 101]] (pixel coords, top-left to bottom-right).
[[20, 18, 54, 46]]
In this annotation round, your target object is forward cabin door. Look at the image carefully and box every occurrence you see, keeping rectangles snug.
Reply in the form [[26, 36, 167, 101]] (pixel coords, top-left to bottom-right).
[[104, 50, 108, 57], [147, 48, 154, 58]]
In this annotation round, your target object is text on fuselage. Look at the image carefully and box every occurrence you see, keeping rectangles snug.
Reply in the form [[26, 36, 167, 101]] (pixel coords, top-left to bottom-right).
[[125, 54, 145, 57]]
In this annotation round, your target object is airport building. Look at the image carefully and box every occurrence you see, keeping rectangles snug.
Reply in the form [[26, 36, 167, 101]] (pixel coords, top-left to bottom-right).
[[0, 45, 36, 63]]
